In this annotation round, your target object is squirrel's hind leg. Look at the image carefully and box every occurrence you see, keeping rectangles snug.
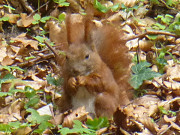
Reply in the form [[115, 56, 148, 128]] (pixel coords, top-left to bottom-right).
[[95, 92, 119, 118]]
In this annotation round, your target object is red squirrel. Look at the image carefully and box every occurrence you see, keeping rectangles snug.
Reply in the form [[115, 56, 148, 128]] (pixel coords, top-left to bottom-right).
[[54, 13, 132, 118]]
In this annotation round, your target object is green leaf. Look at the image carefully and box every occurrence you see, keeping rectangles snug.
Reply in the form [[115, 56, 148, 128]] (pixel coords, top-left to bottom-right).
[[25, 56, 36, 60], [147, 35, 158, 40], [58, 127, 72, 135], [34, 36, 45, 43], [0, 73, 16, 81], [94, 0, 109, 13], [110, 4, 120, 12], [40, 16, 51, 23], [166, 0, 175, 6], [121, 3, 127, 10], [86, 117, 109, 130], [152, 23, 166, 30], [8, 121, 21, 129], [25, 97, 39, 109], [58, 120, 96, 135], [34, 121, 53, 134], [46, 74, 64, 86], [26, 108, 52, 124], [0, 92, 12, 97], [9, 88, 24, 94], [0, 124, 12, 133], [3, 5, 15, 10], [0, 16, 9, 21], [32, 20, 39, 25], [24, 86, 36, 98], [131, 61, 151, 74], [53, 0, 70, 6], [58, 13, 66, 23], [130, 61, 161, 89], [33, 14, 41, 21], [150, 0, 160, 5], [59, 2, 70, 7], [159, 106, 168, 115], [26, 108, 52, 133], [0, 65, 23, 72], [0, 73, 16, 90]]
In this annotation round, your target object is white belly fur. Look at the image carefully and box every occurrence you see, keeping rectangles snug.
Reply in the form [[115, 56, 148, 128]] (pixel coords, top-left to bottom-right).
[[72, 86, 95, 114]]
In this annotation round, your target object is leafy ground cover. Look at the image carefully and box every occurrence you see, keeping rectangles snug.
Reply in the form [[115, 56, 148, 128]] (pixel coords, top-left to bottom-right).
[[0, 0, 180, 134]]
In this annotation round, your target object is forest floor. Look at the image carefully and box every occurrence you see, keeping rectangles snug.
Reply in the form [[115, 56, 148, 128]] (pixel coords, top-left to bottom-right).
[[0, 0, 180, 134]]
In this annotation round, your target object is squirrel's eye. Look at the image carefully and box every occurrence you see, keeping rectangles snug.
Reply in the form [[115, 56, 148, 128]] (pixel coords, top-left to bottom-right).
[[85, 54, 90, 59]]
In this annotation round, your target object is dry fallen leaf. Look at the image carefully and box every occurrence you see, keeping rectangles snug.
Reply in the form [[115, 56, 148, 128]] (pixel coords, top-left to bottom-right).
[[1, 55, 14, 66], [62, 106, 88, 128], [114, 0, 137, 7], [0, 44, 7, 62], [4, 13, 20, 24], [17, 13, 35, 27], [11, 33, 39, 50], [166, 64, 180, 82]]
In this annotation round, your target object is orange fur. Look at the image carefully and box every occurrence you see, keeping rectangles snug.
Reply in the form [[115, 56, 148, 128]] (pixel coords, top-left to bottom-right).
[[57, 13, 131, 118]]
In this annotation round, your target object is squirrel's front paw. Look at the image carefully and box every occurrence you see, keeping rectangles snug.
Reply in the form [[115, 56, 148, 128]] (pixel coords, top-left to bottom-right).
[[77, 76, 87, 86], [68, 77, 77, 89]]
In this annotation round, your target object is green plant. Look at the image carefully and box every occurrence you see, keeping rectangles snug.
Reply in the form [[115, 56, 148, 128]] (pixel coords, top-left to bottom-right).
[[0, 16, 9, 22], [3, 5, 15, 10], [155, 47, 169, 74], [94, 0, 120, 13], [152, 14, 180, 35], [159, 106, 176, 116], [168, 13, 180, 35], [58, 120, 96, 135], [0, 74, 16, 94], [46, 74, 64, 87], [34, 36, 50, 47], [0, 122, 30, 134], [150, 0, 178, 8], [86, 117, 109, 130], [26, 108, 53, 134], [25, 55, 36, 60], [53, 0, 70, 7], [130, 61, 161, 89], [24, 86, 42, 109], [0, 66, 25, 97], [32, 14, 51, 25], [153, 14, 174, 30], [121, 3, 139, 12], [0, 65, 23, 73]]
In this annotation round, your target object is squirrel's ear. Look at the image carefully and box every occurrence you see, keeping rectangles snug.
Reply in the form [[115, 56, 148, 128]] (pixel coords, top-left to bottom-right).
[[66, 14, 85, 45]]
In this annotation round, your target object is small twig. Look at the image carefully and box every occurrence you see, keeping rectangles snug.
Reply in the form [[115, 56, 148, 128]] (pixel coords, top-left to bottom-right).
[[33, 0, 50, 13], [159, 0, 175, 10], [44, 40, 59, 58], [125, 30, 179, 41], [159, 125, 172, 135], [18, 0, 34, 13], [17, 53, 54, 68]]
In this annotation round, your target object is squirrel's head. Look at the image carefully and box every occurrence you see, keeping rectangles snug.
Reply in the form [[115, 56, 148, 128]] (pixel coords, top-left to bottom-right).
[[65, 43, 102, 77]]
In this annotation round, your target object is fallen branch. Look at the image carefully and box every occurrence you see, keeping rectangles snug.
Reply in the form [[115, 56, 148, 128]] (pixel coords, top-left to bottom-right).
[[125, 30, 179, 41]]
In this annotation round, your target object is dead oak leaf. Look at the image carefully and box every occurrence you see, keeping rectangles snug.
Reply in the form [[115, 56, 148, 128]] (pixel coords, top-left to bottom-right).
[[0, 45, 7, 62], [17, 13, 35, 27], [1, 55, 14, 66], [4, 13, 20, 24], [11, 33, 38, 50], [62, 106, 88, 128], [166, 64, 180, 82]]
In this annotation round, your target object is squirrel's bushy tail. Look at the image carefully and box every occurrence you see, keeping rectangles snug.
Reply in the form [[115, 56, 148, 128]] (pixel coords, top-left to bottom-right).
[[92, 26, 132, 104]]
